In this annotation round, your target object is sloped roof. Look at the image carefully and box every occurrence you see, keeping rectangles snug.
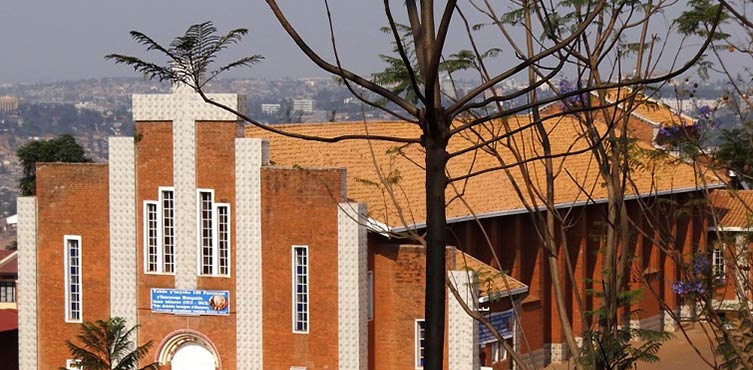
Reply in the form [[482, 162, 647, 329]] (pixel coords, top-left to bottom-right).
[[0, 251, 17, 275], [454, 250, 527, 301], [247, 114, 719, 229], [708, 190, 753, 229], [601, 88, 696, 127]]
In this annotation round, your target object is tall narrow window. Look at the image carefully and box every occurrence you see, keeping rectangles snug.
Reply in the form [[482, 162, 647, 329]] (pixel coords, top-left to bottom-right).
[[415, 319, 425, 368], [65, 235, 82, 323], [161, 189, 175, 273], [199, 191, 214, 275], [713, 246, 726, 279], [217, 204, 230, 276], [194, 189, 232, 277], [144, 202, 159, 273], [367, 271, 374, 321], [293, 245, 309, 333], [491, 341, 507, 362]]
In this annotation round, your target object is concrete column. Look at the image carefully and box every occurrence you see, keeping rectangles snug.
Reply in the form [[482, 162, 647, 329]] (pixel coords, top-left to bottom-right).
[[338, 202, 368, 370], [108, 137, 138, 328], [235, 138, 267, 370], [448, 270, 479, 370], [17, 197, 37, 370]]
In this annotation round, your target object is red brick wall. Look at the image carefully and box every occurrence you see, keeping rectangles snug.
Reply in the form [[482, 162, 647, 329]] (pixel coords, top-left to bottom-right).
[[36, 163, 110, 370], [135, 120, 239, 369], [135, 121, 175, 303], [370, 244, 426, 370], [442, 194, 705, 354], [261, 167, 343, 369]]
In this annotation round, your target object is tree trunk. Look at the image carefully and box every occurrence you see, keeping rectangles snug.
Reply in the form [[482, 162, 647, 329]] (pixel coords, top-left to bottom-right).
[[424, 112, 450, 370]]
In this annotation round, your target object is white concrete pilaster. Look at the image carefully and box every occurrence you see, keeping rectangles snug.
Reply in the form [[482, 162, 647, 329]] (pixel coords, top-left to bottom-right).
[[235, 138, 267, 370], [17, 197, 37, 370], [338, 202, 368, 370], [448, 270, 479, 370], [109, 137, 138, 328]]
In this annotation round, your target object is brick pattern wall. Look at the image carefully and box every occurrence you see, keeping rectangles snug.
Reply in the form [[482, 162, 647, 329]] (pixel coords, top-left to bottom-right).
[[135, 120, 242, 369], [261, 167, 344, 370], [135, 121, 176, 318], [370, 244, 427, 370], [35, 164, 110, 370]]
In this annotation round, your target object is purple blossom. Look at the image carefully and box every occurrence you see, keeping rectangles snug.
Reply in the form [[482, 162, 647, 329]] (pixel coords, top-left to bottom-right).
[[558, 79, 587, 112], [698, 105, 712, 117], [673, 254, 713, 297]]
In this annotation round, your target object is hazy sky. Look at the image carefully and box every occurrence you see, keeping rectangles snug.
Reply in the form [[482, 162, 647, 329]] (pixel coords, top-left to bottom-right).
[[1, 1, 748, 84], [0, 0, 396, 83]]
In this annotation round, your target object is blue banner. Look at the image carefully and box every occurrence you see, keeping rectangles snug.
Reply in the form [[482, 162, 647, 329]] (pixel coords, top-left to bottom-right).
[[151, 288, 230, 316], [478, 309, 514, 344]]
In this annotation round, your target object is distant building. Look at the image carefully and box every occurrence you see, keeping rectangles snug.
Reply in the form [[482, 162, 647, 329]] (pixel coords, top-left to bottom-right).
[[293, 99, 314, 114], [0, 96, 19, 114], [260, 103, 280, 115], [0, 250, 17, 310]]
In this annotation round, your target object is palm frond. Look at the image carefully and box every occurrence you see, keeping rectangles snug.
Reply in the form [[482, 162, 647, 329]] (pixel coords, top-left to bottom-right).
[[129, 31, 177, 61], [104, 54, 176, 82], [205, 55, 264, 85], [108, 20, 260, 88], [66, 317, 158, 370]]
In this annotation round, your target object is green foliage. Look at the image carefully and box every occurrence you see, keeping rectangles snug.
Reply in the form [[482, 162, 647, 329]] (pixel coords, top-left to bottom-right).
[[371, 23, 488, 103], [106, 21, 262, 89], [716, 311, 753, 370], [715, 127, 753, 186], [579, 321, 672, 370], [675, 0, 729, 39], [16, 134, 91, 196], [61, 317, 159, 370]]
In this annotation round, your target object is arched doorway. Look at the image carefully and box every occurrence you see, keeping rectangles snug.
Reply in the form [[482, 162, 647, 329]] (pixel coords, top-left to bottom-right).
[[171, 342, 215, 370], [156, 330, 221, 370]]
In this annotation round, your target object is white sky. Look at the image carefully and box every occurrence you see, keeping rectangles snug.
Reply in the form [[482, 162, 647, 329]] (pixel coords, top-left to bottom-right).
[[0, 0, 747, 84]]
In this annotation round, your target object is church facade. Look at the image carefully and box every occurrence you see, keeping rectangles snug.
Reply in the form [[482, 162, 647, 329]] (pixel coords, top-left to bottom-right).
[[18, 82, 719, 370], [17, 85, 366, 370]]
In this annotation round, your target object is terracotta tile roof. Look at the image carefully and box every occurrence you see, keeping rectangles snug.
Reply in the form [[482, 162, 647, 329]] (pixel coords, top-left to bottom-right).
[[708, 190, 753, 229], [247, 115, 720, 229], [453, 250, 527, 300], [600, 88, 696, 127]]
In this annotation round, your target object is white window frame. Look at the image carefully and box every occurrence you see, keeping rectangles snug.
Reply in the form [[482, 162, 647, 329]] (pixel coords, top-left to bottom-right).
[[491, 340, 507, 362], [292, 245, 309, 334], [64, 235, 83, 323], [367, 271, 374, 321], [713, 245, 726, 279], [143, 201, 160, 273], [143, 187, 176, 275], [415, 319, 425, 369], [215, 203, 231, 277], [197, 189, 216, 276], [159, 187, 176, 274], [66, 359, 82, 369]]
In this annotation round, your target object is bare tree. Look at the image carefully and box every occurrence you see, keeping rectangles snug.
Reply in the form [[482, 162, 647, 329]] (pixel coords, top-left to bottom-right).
[[107, 1, 723, 368]]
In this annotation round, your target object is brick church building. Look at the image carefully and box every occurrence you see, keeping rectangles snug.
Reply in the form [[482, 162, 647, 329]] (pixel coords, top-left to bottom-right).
[[18, 83, 721, 370]]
